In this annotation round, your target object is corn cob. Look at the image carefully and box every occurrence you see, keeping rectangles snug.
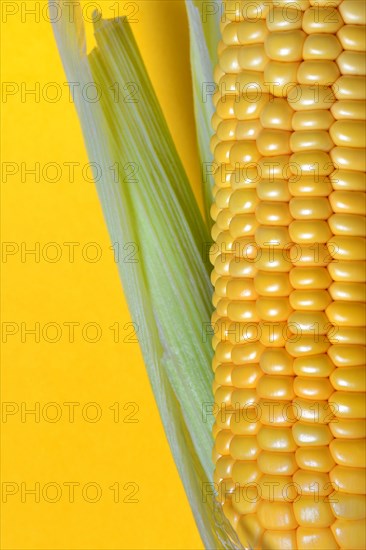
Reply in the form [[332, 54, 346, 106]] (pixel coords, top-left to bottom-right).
[[210, 1, 365, 548]]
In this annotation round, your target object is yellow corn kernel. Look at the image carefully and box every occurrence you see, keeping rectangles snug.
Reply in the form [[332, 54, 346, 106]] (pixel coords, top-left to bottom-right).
[[211, 1, 365, 546]]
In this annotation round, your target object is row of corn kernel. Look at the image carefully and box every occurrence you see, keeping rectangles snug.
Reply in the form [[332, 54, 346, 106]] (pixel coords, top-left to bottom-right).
[[326, 1, 366, 547], [287, 3, 341, 548], [252, 1, 300, 547], [211, 4, 272, 544]]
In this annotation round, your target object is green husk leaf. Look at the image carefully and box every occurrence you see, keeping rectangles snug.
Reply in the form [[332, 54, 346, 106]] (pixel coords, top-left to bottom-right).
[[51, 2, 242, 548], [186, 0, 217, 228], [89, 15, 214, 479], [192, 0, 221, 69]]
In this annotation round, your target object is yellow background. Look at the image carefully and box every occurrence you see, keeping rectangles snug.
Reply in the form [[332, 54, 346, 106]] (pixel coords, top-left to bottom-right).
[[1, 1, 204, 548]]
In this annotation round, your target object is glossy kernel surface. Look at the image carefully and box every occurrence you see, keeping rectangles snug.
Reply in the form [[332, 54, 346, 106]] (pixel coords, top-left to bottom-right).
[[212, 2, 365, 547]]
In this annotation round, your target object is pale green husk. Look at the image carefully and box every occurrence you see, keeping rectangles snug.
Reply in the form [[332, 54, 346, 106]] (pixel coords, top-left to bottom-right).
[[186, 0, 217, 227], [51, 1, 242, 548], [186, 0, 221, 227], [192, 0, 221, 69]]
